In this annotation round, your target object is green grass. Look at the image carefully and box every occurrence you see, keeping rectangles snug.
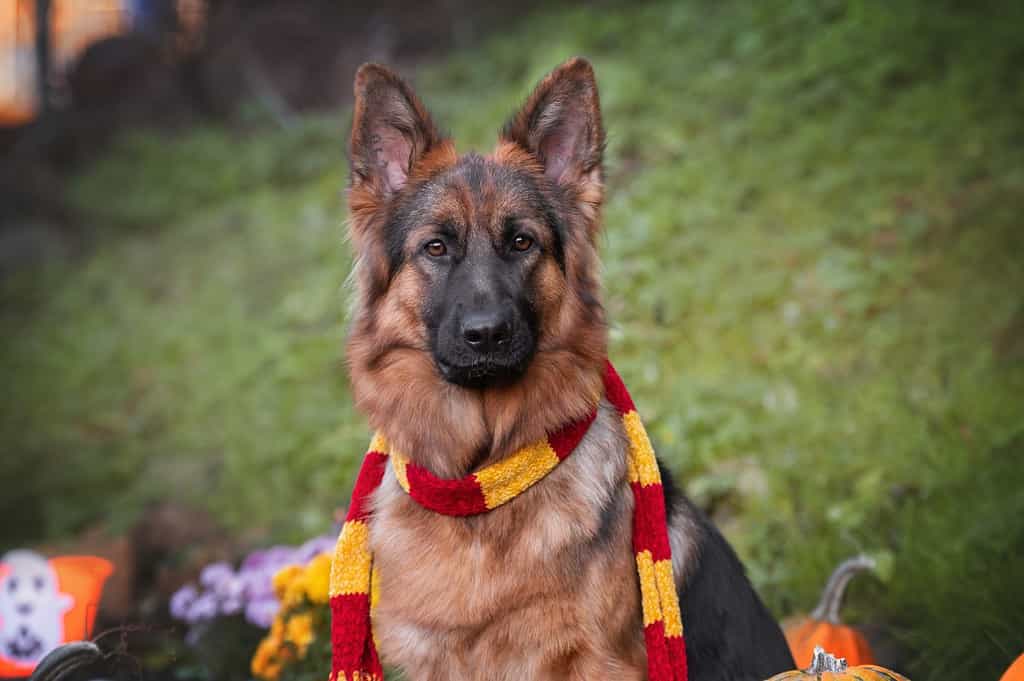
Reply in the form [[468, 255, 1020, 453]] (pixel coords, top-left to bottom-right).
[[3, 1, 1023, 678]]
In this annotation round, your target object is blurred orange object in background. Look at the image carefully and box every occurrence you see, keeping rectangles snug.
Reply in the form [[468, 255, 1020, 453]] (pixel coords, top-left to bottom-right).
[[0, 0, 126, 125], [0, 551, 114, 677]]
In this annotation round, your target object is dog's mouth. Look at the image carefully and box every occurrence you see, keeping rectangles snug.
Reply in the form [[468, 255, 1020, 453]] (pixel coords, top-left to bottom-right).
[[435, 357, 529, 389]]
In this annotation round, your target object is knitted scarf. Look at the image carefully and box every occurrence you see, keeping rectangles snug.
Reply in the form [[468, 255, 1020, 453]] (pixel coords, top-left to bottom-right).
[[329, 362, 688, 681]]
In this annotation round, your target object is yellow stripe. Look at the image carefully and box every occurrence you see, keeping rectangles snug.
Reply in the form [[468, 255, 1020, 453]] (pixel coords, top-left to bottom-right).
[[391, 452, 410, 492], [473, 440, 560, 509], [636, 550, 664, 627], [370, 564, 381, 611], [329, 520, 371, 596], [370, 564, 381, 649], [624, 410, 661, 486], [655, 558, 683, 637], [369, 432, 388, 453]]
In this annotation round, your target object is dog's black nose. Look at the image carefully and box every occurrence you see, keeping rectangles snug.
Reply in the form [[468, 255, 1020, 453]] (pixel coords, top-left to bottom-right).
[[462, 311, 512, 352]]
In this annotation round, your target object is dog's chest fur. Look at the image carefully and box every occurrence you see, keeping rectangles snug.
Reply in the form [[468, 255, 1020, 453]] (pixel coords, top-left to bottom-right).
[[367, 402, 653, 681]]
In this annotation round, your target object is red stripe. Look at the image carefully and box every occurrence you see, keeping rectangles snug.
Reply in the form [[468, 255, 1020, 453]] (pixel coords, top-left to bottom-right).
[[631, 481, 672, 561], [548, 409, 598, 459], [406, 462, 490, 515], [345, 452, 388, 522], [644, 621, 688, 681], [362, 640, 383, 681], [666, 635, 688, 681], [330, 593, 372, 676], [643, 621, 673, 681], [603, 361, 636, 414], [401, 409, 597, 514], [390, 382, 600, 515]]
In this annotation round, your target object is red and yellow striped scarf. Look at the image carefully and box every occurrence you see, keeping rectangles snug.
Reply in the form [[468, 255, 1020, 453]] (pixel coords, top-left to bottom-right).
[[329, 362, 688, 681]]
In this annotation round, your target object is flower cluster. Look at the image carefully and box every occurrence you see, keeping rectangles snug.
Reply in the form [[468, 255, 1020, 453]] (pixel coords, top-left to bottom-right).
[[250, 552, 333, 680], [169, 534, 335, 629]]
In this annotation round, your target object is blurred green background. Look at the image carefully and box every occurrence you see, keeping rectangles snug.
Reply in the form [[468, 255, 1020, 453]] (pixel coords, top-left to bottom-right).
[[2, 1, 1023, 679]]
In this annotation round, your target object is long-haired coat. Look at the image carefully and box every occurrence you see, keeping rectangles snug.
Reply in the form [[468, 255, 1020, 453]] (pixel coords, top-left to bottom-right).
[[342, 57, 794, 681]]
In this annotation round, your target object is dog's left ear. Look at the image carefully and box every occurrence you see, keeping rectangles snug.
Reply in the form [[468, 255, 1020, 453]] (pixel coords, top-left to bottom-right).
[[502, 57, 605, 193]]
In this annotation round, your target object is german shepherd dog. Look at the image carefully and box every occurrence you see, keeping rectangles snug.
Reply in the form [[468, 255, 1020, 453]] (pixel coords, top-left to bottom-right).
[[343, 58, 795, 681]]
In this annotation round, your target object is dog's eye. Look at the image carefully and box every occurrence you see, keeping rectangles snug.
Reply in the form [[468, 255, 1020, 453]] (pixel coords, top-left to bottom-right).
[[424, 240, 447, 257], [512, 235, 534, 252]]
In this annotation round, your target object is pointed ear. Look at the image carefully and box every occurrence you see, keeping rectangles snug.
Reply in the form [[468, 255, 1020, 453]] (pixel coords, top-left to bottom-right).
[[501, 57, 605, 187], [349, 64, 442, 195]]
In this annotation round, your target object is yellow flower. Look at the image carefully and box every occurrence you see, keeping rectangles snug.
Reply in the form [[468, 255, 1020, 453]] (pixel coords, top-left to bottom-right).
[[303, 552, 332, 604], [251, 622, 294, 681], [285, 612, 315, 657], [251, 636, 280, 680], [255, 563, 328, 679], [272, 564, 309, 608], [282, 572, 307, 609], [272, 565, 303, 600]]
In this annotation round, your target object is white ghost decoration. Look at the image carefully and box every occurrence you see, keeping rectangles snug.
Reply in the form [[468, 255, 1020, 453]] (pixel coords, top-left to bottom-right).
[[0, 550, 74, 667]]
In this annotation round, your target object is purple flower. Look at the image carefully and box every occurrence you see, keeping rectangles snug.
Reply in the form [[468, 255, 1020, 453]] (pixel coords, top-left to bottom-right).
[[169, 584, 198, 621], [240, 548, 271, 572], [221, 595, 244, 616], [295, 535, 335, 564], [186, 592, 220, 623], [170, 533, 335, 631], [212, 572, 246, 601], [199, 562, 235, 590], [242, 546, 296, 572], [244, 597, 280, 628], [236, 566, 272, 600], [184, 623, 207, 647]]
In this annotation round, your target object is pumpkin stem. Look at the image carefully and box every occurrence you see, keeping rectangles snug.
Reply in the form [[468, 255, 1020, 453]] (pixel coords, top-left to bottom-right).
[[809, 554, 876, 624], [807, 646, 848, 673]]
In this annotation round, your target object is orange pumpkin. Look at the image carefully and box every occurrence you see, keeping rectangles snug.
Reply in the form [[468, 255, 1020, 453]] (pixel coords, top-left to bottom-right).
[[767, 646, 909, 681], [784, 555, 876, 667], [1000, 653, 1024, 681]]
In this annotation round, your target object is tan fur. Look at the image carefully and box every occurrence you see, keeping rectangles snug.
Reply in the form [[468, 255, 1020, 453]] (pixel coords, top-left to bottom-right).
[[342, 58, 702, 680], [369, 403, 647, 681]]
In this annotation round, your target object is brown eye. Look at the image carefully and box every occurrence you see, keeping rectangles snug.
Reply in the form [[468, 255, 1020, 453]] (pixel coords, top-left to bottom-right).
[[512, 235, 534, 252], [425, 240, 447, 257]]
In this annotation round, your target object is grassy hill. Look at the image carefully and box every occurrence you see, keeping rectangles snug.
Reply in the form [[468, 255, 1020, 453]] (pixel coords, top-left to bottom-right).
[[2, 1, 1022, 678]]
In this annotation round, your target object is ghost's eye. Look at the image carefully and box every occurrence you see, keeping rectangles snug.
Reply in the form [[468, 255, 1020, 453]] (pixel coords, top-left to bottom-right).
[[33, 576, 44, 591], [7, 578, 17, 593]]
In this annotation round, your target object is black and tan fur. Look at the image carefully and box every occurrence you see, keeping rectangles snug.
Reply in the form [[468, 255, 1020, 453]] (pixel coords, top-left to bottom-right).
[[343, 57, 794, 681]]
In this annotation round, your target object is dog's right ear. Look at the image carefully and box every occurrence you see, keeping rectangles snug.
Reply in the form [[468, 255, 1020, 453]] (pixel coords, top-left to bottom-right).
[[349, 64, 442, 197]]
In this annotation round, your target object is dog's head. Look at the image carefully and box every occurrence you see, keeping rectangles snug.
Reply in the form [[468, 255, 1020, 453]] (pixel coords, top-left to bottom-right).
[[345, 58, 607, 448]]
